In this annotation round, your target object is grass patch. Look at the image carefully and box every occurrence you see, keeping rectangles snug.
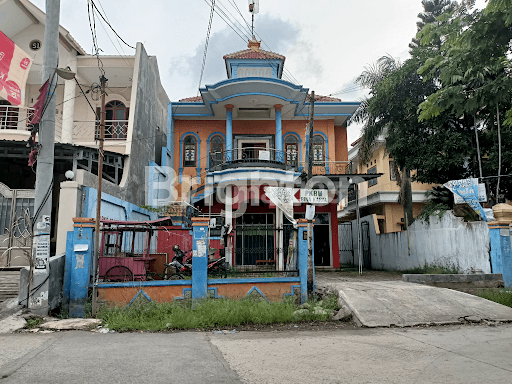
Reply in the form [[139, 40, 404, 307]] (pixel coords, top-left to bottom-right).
[[98, 293, 340, 332], [401, 263, 461, 274], [477, 289, 512, 307], [25, 317, 42, 329]]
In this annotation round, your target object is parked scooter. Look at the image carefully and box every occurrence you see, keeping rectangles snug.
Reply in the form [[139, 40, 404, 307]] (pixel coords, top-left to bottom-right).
[[165, 244, 228, 279]]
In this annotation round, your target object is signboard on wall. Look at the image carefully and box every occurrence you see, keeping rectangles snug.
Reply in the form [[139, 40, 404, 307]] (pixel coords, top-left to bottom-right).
[[0, 31, 32, 106], [300, 189, 328, 204]]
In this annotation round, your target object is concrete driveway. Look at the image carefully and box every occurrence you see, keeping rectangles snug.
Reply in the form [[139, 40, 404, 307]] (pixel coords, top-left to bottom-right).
[[316, 272, 512, 327]]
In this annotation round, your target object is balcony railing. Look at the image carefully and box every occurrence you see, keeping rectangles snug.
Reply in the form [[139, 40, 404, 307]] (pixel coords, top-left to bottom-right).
[[207, 147, 351, 175], [0, 105, 34, 130], [73, 120, 129, 141]]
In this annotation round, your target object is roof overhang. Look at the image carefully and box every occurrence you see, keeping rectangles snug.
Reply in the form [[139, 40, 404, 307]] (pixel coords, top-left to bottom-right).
[[171, 78, 359, 125]]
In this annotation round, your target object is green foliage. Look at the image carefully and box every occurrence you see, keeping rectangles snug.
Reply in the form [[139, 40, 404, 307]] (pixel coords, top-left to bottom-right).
[[417, 202, 451, 223], [401, 263, 461, 274], [138, 205, 165, 213], [25, 317, 42, 329], [477, 288, 512, 307], [98, 297, 335, 331]]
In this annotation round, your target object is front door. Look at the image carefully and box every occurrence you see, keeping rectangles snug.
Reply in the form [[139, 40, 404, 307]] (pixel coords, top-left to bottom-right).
[[314, 213, 331, 266], [241, 142, 266, 161]]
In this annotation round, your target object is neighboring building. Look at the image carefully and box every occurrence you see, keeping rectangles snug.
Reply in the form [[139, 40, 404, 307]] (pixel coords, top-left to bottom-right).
[[0, 0, 169, 263], [166, 40, 360, 269], [338, 136, 432, 233]]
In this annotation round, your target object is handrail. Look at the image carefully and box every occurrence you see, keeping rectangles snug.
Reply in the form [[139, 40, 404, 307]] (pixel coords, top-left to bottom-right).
[[0, 105, 34, 130]]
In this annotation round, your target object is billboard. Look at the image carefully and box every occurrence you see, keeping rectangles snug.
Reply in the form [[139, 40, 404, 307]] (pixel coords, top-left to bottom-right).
[[0, 30, 32, 107], [444, 178, 488, 222]]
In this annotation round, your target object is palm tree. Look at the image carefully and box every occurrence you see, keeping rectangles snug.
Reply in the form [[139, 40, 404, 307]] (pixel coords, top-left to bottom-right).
[[349, 55, 415, 228]]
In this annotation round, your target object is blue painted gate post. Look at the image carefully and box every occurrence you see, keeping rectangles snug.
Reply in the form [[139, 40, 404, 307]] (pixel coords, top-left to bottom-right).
[[69, 218, 95, 317], [297, 219, 314, 303], [192, 217, 210, 300], [489, 220, 512, 288]]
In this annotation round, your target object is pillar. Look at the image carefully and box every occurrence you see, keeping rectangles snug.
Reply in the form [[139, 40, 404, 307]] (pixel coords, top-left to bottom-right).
[[297, 219, 314, 303], [489, 204, 512, 287], [225, 104, 234, 161], [61, 56, 77, 143], [69, 218, 95, 318], [56, 181, 81, 255], [274, 104, 283, 162], [192, 217, 210, 300]]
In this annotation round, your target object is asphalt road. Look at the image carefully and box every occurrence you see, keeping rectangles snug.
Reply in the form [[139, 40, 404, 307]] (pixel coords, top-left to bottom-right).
[[1, 324, 512, 384]]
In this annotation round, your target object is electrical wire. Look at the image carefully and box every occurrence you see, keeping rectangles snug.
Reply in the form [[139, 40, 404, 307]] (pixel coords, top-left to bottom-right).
[[89, 0, 136, 50], [198, 0, 216, 92]]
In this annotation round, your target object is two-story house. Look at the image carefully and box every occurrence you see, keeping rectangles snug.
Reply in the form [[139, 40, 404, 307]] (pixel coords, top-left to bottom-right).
[[338, 136, 432, 233], [168, 40, 360, 269]]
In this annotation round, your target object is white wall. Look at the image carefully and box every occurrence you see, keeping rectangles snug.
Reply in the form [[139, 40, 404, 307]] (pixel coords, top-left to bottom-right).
[[371, 211, 491, 273]]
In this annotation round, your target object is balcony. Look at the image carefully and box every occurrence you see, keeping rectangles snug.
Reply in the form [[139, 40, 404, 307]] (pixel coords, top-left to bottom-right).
[[0, 105, 34, 130], [73, 120, 129, 142], [207, 147, 351, 175]]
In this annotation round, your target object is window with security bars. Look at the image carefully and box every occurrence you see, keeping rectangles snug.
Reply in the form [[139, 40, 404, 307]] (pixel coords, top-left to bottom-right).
[[312, 135, 325, 165], [183, 135, 197, 167], [368, 166, 377, 187], [285, 135, 298, 165], [210, 135, 224, 167]]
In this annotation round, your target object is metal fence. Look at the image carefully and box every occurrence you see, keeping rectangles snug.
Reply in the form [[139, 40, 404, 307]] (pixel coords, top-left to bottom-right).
[[0, 183, 35, 267]]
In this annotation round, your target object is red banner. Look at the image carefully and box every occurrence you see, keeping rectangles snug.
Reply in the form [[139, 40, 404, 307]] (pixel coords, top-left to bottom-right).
[[0, 30, 32, 106]]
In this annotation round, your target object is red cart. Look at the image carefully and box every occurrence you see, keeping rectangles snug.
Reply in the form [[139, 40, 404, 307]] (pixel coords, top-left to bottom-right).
[[98, 217, 173, 282]]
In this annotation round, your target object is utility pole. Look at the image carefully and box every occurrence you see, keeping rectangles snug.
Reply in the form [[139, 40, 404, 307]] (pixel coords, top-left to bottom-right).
[[31, 0, 60, 315], [91, 75, 107, 316], [306, 91, 315, 296]]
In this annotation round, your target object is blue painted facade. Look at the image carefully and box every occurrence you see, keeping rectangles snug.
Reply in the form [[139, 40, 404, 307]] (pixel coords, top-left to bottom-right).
[[490, 226, 512, 287]]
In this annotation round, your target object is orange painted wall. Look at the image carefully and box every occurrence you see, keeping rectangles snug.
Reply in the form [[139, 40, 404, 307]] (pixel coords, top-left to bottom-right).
[[334, 126, 348, 162], [98, 285, 192, 306], [97, 282, 298, 306]]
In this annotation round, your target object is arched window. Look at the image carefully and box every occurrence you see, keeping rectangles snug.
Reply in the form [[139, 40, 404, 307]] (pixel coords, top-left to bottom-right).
[[238, 68, 244, 78], [285, 135, 298, 166], [183, 135, 197, 167], [103, 100, 129, 139], [312, 135, 325, 164], [210, 135, 224, 168], [0, 100, 18, 130], [266, 69, 271, 77]]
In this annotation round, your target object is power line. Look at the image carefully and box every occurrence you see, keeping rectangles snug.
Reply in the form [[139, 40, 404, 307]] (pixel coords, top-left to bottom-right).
[[199, 0, 216, 92], [89, 0, 136, 50]]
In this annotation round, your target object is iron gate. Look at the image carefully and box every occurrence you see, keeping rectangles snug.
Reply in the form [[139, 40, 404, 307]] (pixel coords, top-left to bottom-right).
[[234, 222, 295, 267], [361, 221, 371, 269], [0, 183, 35, 267], [338, 222, 354, 266]]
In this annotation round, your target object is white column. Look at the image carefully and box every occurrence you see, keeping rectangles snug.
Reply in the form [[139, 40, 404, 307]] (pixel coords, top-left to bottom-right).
[[61, 56, 77, 144], [277, 207, 284, 271], [55, 180, 80, 255], [225, 185, 233, 266]]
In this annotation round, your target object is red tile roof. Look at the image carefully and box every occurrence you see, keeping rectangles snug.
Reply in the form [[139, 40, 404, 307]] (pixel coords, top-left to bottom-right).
[[179, 96, 203, 102], [306, 94, 342, 102], [223, 48, 285, 61]]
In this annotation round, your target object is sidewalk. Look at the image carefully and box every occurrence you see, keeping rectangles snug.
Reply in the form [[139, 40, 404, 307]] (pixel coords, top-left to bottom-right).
[[316, 271, 512, 327]]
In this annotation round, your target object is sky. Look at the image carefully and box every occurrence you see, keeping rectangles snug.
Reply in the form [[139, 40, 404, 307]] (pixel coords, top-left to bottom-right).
[[31, 0, 489, 146]]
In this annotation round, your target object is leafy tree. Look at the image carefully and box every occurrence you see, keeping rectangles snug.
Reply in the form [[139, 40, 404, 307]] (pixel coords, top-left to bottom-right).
[[417, 0, 512, 200], [409, 0, 458, 50]]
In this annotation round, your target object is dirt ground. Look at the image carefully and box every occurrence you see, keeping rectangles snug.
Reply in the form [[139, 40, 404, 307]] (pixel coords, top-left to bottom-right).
[[315, 269, 403, 284]]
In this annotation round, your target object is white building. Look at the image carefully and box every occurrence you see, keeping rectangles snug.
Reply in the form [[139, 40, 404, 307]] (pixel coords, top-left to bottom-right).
[[0, 0, 170, 264]]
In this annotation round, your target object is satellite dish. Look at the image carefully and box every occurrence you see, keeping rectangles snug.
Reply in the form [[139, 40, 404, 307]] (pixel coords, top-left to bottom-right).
[[248, 0, 259, 14]]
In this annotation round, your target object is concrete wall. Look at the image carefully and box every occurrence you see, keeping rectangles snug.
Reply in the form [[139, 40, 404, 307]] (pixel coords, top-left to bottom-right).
[[371, 211, 491, 273], [18, 253, 65, 310], [77, 44, 169, 206]]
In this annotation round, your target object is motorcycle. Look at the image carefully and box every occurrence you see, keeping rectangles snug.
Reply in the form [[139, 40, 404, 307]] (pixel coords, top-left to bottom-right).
[[165, 244, 229, 279]]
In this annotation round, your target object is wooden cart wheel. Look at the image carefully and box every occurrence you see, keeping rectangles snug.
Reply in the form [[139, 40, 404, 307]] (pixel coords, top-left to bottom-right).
[[104, 266, 134, 282]]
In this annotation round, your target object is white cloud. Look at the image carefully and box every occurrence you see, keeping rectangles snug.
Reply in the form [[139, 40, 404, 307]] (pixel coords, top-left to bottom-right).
[[29, 0, 490, 145]]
